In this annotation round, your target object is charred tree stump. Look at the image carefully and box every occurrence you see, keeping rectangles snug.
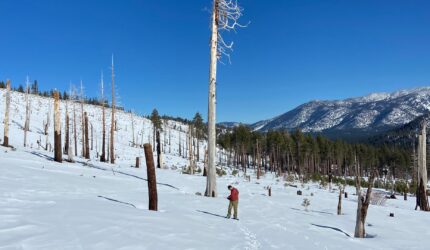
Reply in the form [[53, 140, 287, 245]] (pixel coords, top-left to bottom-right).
[[144, 143, 158, 211]]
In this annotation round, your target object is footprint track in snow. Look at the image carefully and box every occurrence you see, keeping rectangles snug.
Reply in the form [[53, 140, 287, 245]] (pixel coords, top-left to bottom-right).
[[237, 222, 261, 250]]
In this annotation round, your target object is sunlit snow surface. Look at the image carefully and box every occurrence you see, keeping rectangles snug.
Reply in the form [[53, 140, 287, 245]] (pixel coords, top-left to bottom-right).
[[1, 89, 430, 249]]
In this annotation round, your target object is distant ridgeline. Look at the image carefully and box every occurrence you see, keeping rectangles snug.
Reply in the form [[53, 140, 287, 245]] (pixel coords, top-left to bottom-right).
[[0, 80, 125, 111], [368, 113, 430, 148]]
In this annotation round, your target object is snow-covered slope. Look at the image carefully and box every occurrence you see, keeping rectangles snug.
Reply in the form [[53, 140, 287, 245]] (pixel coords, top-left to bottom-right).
[[2, 88, 430, 249], [2, 144, 430, 249], [252, 87, 430, 135]]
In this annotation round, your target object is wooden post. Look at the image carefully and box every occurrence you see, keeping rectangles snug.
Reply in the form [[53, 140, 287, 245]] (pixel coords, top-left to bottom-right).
[[2, 80, 11, 147], [144, 143, 158, 211], [53, 91, 62, 163], [136, 157, 140, 168]]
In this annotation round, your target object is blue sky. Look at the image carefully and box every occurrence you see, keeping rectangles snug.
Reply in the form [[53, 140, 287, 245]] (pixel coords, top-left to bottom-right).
[[1, 0, 430, 123]]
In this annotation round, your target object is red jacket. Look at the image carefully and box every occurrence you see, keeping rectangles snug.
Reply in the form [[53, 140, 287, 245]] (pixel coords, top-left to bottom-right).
[[228, 188, 239, 201]]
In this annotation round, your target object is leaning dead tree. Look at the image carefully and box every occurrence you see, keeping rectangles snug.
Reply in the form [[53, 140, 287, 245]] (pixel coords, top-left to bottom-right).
[[205, 0, 246, 197], [2, 80, 11, 147], [23, 76, 31, 147], [354, 156, 375, 238], [110, 55, 116, 164], [53, 91, 62, 163], [416, 120, 429, 211]]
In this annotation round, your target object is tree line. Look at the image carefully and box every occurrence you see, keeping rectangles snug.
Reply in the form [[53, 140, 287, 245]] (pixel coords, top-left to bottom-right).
[[218, 125, 412, 181]]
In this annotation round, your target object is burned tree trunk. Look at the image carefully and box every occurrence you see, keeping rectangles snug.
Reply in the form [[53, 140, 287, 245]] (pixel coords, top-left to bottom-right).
[[53, 91, 62, 163], [256, 139, 261, 180], [144, 143, 158, 211], [2, 80, 10, 147], [203, 147, 208, 176], [337, 188, 342, 215], [136, 157, 140, 168], [84, 112, 90, 159], [156, 130, 161, 168], [65, 109, 70, 155]]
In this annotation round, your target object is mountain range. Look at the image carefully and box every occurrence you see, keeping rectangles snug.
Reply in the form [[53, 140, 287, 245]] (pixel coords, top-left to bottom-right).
[[220, 87, 430, 140]]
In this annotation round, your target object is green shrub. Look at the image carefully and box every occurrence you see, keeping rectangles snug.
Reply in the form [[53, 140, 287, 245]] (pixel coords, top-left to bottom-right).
[[231, 169, 238, 176], [394, 180, 408, 193], [216, 168, 227, 177]]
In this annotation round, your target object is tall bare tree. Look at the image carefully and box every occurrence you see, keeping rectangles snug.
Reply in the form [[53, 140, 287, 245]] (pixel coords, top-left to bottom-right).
[[206, 0, 246, 197], [110, 55, 116, 164], [2, 80, 11, 147], [80, 81, 85, 157], [23, 76, 31, 147], [84, 112, 90, 159], [100, 72, 107, 162]]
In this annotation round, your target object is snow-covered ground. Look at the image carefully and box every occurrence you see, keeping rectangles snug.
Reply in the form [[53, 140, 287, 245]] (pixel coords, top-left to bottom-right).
[[1, 90, 430, 249]]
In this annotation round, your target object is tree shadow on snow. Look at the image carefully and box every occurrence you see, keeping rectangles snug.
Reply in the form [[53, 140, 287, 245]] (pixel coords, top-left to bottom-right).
[[75, 160, 180, 190], [98, 195, 137, 208], [311, 223, 351, 237], [30, 151, 54, 161], [290, 207, 333, 215]]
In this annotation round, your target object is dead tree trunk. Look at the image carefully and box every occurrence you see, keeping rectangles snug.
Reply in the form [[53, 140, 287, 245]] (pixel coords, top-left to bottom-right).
[[416, 120, 429, 211], [24, 78, 31, 147], [110, 56, 116, 164], [144, 143, 158, 211], [73, 102, 77, 156], [80, 82, 85, 157], [84, 112, 90, 159], [2, 80, 10, 147], [354, 159, 375, 238], [337, 188, 342, 215], [100, 72, 106, 162], [203, 147, 208, 176], [156, 130, 161, 168], [91, 123, 93, 150], [136, 157, 140, 168], [256, 139, 261, 180], [65, 107, 70, 155], [53, 91, 62, 163]]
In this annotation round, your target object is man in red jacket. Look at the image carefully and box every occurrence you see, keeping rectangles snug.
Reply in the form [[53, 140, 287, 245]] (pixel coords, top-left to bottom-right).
[[226, 185, 239, 219]]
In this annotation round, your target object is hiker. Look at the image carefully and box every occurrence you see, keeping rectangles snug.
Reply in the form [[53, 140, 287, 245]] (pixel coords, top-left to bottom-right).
[[226, 185, 239, 219]]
